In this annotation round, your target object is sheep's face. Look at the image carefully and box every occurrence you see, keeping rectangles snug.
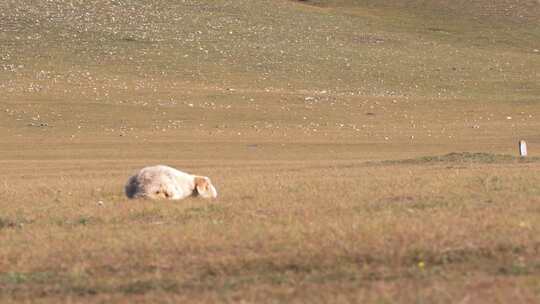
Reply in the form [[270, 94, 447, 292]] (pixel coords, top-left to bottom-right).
[[194, 176, 218, 199]]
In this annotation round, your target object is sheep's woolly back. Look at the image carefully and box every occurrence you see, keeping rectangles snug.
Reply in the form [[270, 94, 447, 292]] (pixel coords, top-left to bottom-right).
[[125, 165, 182, 199]]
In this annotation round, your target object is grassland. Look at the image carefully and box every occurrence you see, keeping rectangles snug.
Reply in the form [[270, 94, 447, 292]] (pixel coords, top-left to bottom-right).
[[1, 0, 540, 303]]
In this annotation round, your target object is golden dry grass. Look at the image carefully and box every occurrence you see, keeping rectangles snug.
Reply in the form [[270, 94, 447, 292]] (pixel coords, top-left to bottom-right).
[[1, 0, 540, 303], [1, 154, 540, 303]]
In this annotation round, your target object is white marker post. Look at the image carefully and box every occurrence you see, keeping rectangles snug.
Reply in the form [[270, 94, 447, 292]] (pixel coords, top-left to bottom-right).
[[519, 140, 528, 157]]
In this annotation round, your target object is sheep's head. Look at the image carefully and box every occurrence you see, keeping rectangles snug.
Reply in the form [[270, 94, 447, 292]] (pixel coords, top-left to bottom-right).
[[194, 176, 218, 199]]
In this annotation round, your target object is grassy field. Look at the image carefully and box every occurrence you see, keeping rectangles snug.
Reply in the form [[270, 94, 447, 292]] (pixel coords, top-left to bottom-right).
[[1, 0, 540, 303]]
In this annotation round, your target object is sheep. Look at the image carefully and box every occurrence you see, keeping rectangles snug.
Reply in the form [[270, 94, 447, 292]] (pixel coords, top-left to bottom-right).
[[125, 165, 217, 200]]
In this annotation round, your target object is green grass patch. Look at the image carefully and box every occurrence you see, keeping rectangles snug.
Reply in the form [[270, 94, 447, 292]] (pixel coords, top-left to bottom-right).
[[380, 152, 540, 166], [0, 271, 57, 285]]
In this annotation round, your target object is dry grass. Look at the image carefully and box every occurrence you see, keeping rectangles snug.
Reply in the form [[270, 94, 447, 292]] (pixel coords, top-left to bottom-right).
[[1, 157, 540, 303], [1, 0, 540, 303]]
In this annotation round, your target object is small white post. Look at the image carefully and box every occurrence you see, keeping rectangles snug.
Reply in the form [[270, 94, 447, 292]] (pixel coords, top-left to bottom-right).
[[519, 140, 528, 157]]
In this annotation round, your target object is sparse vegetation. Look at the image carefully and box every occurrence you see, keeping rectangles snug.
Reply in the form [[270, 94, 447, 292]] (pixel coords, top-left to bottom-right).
[[379, 152, 540, 165], [1, 0, 539, 303]]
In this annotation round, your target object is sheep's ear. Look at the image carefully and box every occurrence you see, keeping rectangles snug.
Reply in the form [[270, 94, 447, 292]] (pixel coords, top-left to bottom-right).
[[194, 176, 209, 192], [194, 176, 217, 199]]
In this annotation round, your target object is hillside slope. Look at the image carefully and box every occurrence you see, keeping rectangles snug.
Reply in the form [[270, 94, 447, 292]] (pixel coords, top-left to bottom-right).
[[1, 0, 538, 100]]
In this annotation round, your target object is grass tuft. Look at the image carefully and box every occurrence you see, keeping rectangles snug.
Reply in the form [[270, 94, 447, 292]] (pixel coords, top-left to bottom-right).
[[0, 217, 28, 229]]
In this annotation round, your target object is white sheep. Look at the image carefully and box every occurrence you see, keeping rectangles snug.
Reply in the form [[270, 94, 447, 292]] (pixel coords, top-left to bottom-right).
[[125, 165, 217, 200]]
